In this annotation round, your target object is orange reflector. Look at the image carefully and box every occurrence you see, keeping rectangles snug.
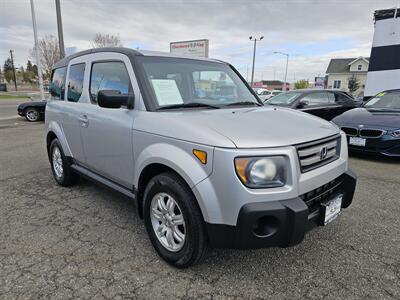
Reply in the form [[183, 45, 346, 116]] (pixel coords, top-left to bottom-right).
[[193, 149, 207, 164], [234, 158, 250, 183]]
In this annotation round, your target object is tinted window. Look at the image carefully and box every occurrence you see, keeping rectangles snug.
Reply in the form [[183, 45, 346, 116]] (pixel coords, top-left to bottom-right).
[[49, 67, 66, 100], [335, 92, 352, 104], [266, 91, 302, 105], [90, 61, 131, 103], [301, 92, 331, 106], [67, 63, 85, 102]]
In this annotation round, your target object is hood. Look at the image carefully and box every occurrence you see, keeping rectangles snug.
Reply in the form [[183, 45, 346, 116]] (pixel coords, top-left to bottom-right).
[[333, 108, 400, 129], [136, 107, 340, 148], [18, 100, 46, 108]]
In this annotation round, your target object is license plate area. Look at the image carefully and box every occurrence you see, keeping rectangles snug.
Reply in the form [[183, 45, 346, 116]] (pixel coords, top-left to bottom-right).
[[349, 136, 366, 147], [319, 194, 343, 225]]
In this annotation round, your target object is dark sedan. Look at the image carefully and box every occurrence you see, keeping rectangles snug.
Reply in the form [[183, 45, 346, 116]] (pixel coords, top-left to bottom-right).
[[332, 90, 400, 157], [264, 89, 359, 120], [17, 100, 46, 122]]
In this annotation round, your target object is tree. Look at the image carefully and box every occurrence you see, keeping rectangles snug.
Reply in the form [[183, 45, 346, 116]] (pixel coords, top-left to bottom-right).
[[294, 79, 309, 89], [26, 60, 34, 72], [3, 59, 14, 83], [3, 58, 13, 72], [32, 64, 38, 76], [348, 75, 360, 94], [90, 33, 123, 48], [30, 35, 61, 79]]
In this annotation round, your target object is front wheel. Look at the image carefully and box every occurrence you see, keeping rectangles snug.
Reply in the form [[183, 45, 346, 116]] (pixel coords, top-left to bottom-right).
[[143, 172, 208, 268], [24, 107, 40, 122]]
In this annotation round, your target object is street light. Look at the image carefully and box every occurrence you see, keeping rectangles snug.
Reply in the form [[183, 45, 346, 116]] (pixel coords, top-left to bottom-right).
[[273, 51, 289, 91], [249, 36, 264, 87]]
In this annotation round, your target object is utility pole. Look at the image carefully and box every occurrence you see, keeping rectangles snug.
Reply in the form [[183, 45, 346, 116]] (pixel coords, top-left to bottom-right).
[[273, 51, 289, 91], [9, 50, 18, 91], [55, 0, 65, 58], [249, 36, 264, 87], [30, 0, 45, 100]]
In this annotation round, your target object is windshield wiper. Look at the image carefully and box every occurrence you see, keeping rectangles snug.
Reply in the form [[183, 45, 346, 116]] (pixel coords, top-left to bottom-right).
[[224, 101, 262, 107], [157, 102, 220, 110]]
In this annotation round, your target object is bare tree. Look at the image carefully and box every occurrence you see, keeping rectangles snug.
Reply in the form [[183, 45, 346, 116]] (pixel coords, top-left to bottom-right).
[[90, 33, 123, 48], [30, 35, 61, 79]]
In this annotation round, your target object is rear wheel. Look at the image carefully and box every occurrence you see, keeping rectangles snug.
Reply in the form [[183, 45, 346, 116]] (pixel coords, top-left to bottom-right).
[[24, 107, 40, 122], [49, 139, 79, 186], [143, 172, 208, 268]]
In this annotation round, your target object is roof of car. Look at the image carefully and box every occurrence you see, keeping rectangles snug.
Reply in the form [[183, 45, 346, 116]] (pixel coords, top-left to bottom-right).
[[53, 47, 224, 69], [287, 89, 347, 93]]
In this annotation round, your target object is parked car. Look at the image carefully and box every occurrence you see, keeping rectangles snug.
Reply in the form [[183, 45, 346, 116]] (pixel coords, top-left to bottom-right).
[[258, 89, 282, 101], [17, 100, 46, 122], [264, 89, 359, 120], [332, 90, 400, 156], [46, 47, 356, 268]]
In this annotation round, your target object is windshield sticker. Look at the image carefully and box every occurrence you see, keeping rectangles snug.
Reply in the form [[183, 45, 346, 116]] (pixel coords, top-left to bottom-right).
[[376, 92, 385, 97], [151, 79, 183, 106]]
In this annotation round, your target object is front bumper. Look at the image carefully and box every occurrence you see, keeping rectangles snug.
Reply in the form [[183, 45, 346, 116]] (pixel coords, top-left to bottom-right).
[[347, 135, 400, 157], [206, 170, 357, 249]]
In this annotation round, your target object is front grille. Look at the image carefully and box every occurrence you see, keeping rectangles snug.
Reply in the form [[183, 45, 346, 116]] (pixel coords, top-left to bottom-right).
[[296, 135, 341, 173], [341, 126, 358, 136], [359, 128, 385, 138], [300, 175, 344, 213]]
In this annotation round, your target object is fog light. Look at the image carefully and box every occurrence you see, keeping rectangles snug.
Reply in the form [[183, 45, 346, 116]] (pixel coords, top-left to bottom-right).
[[252, 216, 279, 237]]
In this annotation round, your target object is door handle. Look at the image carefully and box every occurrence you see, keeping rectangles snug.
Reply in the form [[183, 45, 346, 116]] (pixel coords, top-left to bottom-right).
[[78, 114, 89, 127]]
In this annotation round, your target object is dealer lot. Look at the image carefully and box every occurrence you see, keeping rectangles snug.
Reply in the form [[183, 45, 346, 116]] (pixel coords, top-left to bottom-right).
[[0, 99, 399, 299]]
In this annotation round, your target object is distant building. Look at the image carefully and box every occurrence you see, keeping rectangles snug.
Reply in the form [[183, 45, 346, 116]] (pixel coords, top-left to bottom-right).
[[326, 57, 369, 95], [255, 80, 290, 91]]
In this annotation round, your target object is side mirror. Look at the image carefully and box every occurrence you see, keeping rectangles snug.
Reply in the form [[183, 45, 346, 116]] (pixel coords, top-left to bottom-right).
[[97, 90, 133, 109], [297, 99, 309, 108]]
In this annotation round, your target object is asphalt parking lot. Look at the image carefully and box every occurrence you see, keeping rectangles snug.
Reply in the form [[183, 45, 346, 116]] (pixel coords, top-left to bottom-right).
[[0, 99, 399, 299]]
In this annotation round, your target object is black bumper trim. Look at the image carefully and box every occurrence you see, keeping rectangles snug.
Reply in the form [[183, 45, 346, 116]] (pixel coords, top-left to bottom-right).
[[206, 170, 357, 249]]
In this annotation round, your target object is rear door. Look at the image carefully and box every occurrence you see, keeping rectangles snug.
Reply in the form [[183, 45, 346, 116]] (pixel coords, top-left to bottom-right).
[[79, 53, 138, 188]]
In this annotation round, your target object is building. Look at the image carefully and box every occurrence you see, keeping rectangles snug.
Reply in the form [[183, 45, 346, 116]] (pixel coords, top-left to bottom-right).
[[365, 8, 400, 98], [326, 57, 369, 95], [252, 80, 290, 91]]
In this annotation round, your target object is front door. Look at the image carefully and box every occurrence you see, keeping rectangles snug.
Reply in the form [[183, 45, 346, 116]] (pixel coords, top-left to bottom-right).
[[79, 58, 135, 188], [298, 92, 335, 120]]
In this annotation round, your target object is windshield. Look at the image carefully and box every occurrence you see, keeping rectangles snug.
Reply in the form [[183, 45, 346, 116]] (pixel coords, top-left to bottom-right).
[[265, 91, 302, 105], [137, 56, 260, 109], [364, 91, 400, 109]]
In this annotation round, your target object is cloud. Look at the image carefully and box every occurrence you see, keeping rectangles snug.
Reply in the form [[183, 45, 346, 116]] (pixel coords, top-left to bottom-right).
[[1, 0, 398, 80]]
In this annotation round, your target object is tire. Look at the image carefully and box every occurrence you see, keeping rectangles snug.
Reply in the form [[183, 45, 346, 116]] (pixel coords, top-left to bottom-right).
[[143, 172, 208, 268], [24, 107, 40, 122], [49, 138, 79, 187]]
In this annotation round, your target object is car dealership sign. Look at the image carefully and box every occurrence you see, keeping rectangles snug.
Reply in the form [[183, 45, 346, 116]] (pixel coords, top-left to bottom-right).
[[170, 39, 209, 58]]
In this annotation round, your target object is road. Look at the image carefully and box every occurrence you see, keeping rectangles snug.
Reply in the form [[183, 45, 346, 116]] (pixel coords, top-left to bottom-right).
[[0, 98, 28, 121], [0, 99, 399, 299]]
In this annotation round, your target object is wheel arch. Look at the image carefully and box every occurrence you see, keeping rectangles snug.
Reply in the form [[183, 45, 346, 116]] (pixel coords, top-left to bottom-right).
[[46, 121, 72, 157]]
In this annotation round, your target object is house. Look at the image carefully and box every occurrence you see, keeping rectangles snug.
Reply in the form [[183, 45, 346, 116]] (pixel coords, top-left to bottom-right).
[[326, 57, 369, 95]]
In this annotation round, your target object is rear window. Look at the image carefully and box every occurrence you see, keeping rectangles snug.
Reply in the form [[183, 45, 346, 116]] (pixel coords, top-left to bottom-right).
[[49, 67, 66, 100], [67, 63, 85, 102]]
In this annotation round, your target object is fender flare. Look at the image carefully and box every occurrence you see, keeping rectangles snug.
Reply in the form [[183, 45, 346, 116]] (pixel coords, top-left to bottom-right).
[[46, 121, 73, 157]]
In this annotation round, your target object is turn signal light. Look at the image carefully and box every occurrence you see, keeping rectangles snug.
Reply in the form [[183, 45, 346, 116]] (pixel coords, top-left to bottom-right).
[[193, 149, 207, 164]]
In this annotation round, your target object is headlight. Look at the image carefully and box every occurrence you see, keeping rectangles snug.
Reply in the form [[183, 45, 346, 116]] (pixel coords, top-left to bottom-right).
[[234, 156, 287, 188], [389, 129, 400, 137]]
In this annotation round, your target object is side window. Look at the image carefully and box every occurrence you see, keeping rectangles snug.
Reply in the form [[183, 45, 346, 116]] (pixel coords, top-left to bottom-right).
[[301, 92, 330, 106], [67, 63, 85, 102], [49, 67, 66, 100], [90, 61, 131, 103], [335, 92, 352, 104]]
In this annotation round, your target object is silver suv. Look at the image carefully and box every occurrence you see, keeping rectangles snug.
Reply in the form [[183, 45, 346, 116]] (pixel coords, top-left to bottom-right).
[[46, 48, 357, 268]]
